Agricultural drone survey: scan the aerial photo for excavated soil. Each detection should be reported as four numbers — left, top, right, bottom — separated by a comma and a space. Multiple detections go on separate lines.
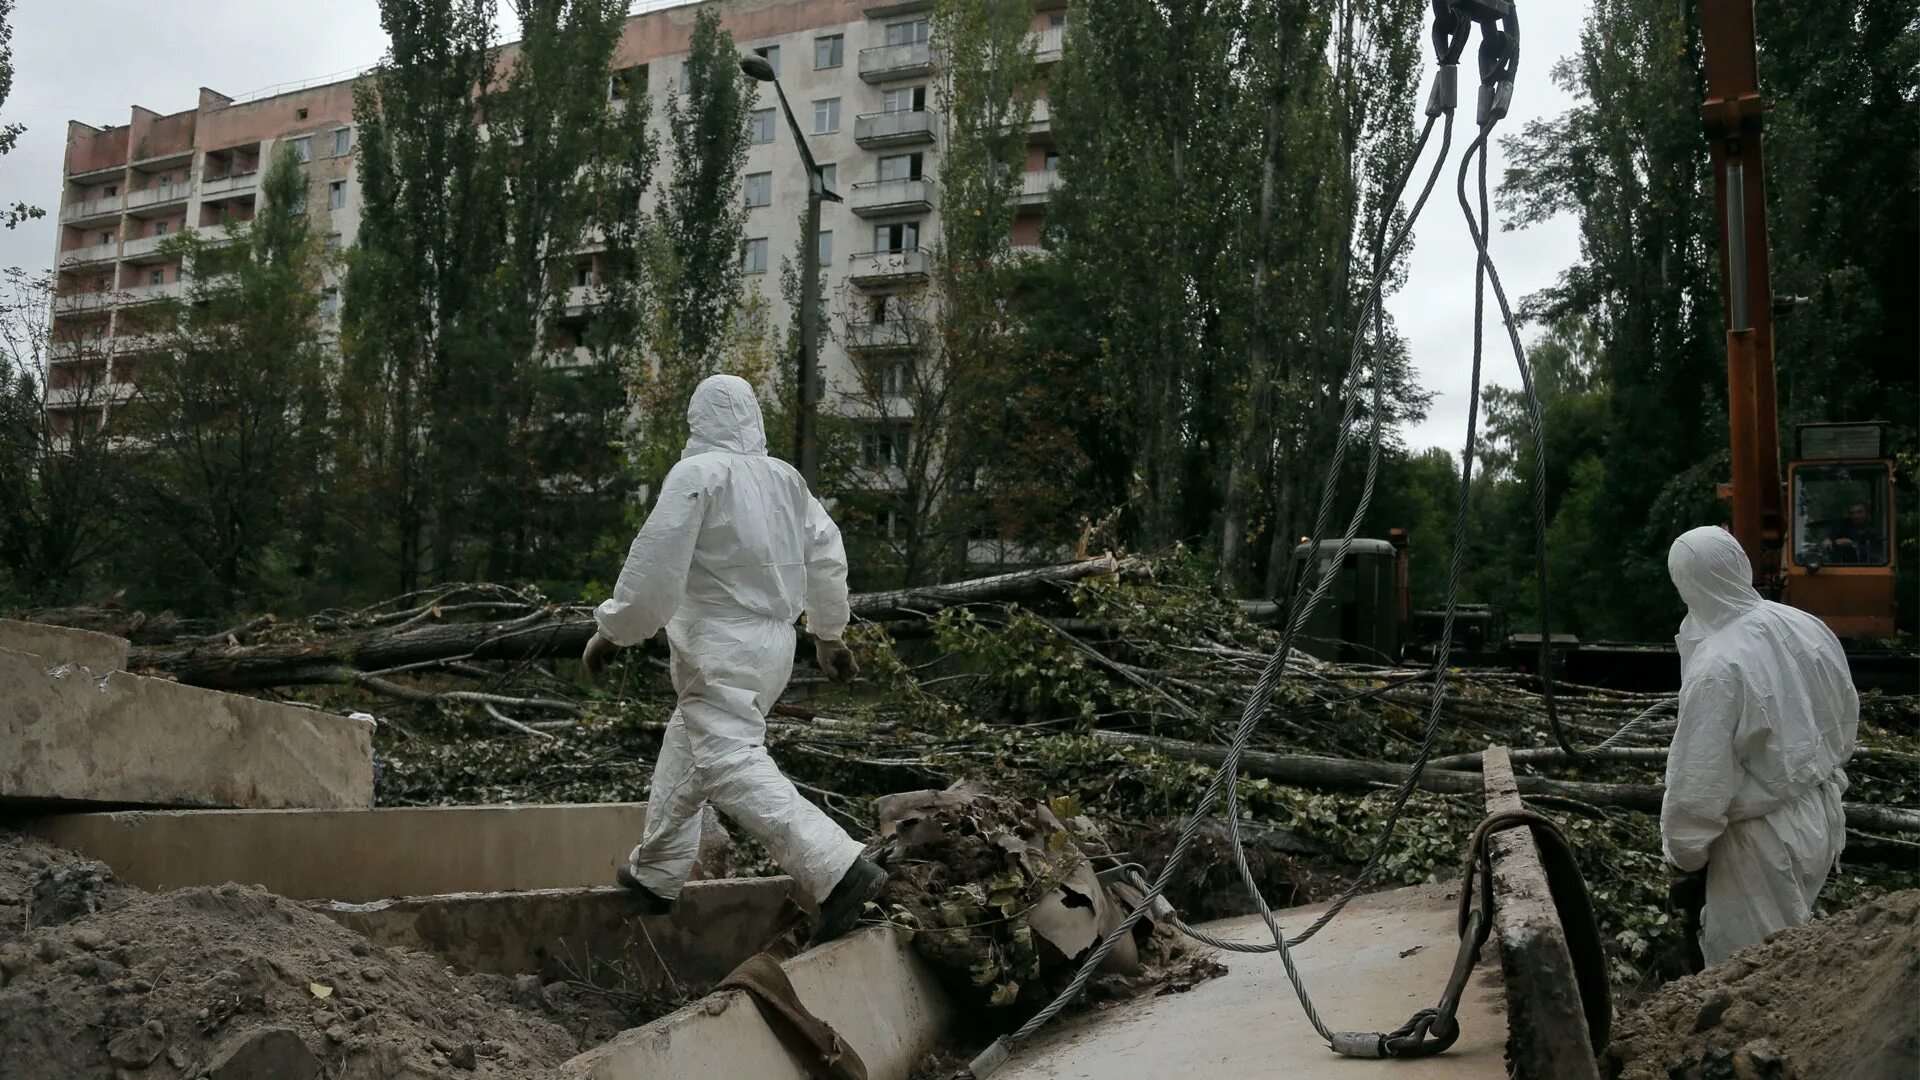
0, 829, 672, 1079
1604, 889, 1920, 1080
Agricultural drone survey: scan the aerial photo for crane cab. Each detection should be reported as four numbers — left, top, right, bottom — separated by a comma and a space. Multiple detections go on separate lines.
1782, 422, 1897, 639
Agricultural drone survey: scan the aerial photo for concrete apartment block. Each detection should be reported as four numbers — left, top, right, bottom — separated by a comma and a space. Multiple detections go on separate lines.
23, 803, 661, 901
559, 925, 954, 1080
47, 0, 1064, 513
0, 618, 129, 672
0, 646, 373, 810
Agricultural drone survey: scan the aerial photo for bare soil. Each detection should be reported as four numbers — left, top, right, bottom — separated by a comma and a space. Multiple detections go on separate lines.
1603, 888, 1920, 1080
0, 828, 670, 1079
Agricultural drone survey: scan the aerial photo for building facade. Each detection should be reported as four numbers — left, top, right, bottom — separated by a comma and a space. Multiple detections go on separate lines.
47, 0, 1062, 461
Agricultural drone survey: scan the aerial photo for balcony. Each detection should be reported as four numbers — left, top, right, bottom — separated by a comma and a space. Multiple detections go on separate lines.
118, 280, 187, 306
1029, 97, 1052, 136
125, 183, 190, 213
59, 195, 124, 225
1030, 26, 1064, 64
848, 247, 929, 287
57, 242, 118, 267
52, 290, 116, 314
44, 380, 137, 410
850, 177, 934, 218
864, 0, 931, 15
855, 109, 937, 149
1019, 169, 1060, 207
845, 318, 925, 354
199, 171, 258, 198
121, 233, 179, 262
859, 39, 934, 83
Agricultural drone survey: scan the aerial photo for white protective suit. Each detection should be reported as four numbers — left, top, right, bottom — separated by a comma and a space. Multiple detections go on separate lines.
595, 374, 864, 903
1663, 526, 1858, 965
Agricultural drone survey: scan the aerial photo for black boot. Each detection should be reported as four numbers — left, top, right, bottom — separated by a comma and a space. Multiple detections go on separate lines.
615, 863, 677, 916
811, 858, 887, 946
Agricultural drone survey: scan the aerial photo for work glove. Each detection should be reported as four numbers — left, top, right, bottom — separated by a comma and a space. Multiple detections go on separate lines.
1665, 863, 1707, 916
815, 637, 858, 684
582, 632, 621, 681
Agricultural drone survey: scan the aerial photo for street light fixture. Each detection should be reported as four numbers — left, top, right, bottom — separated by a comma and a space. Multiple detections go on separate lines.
740, 53, 841, 489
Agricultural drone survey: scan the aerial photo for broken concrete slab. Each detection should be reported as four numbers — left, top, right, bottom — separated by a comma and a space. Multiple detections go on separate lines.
559, 926, 953, 1080
0, 646, 372, 810
320, 876, 800, 989
1482, 746, 1602, 1080
22, 804, 660, 902
0, 619, 128, 673
994, 883, 1507, 1080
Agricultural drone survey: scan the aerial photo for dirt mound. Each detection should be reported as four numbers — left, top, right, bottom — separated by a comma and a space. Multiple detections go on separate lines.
0, 829, 656, 1079
1604, 889, 1920, 1080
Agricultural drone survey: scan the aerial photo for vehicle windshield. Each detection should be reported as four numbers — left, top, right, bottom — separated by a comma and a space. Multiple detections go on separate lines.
1792, 463, 1890, 567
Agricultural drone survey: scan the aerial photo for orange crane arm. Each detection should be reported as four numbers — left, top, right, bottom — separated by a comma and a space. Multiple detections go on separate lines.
1700, 0, 1785, 591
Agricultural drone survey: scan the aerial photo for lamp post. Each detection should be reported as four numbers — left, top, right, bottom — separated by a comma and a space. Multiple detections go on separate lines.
740, 53, 840, 488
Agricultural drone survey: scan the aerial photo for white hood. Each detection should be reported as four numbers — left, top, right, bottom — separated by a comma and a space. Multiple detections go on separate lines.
683, 374, 768, 458
1668, 526, 1762, 675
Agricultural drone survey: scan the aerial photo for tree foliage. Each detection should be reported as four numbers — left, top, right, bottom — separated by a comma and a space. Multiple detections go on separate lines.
0, 0, 41, 230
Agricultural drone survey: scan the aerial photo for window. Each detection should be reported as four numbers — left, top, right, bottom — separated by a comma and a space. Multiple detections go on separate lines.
882, 86, 926, 114
886, 19, 930, 46
680, 66, 692, 92
817, 229, 833, 267
815, 34, 844, 69
153, 221, 167, 236
289, 136, 312, 163
609, 67, 639, 101
148, 269, 165, 286
872, 293, 909, 323
878, 153, 923, 182
1793, 463, 1892, 567
812, 98, 840, 135
1044, 150, 1061, 172
862, 425, 910, 468
744, 172, 773, 208
882, 361, 909, 398
325, 233, 342, 252
575, 262, 596, 287
750, 108, 776, 144
754, 45, 780, 76
99, 232, 113, 246
296, 107, 309, 120
874, 221, 919, 252
1050, 12, 1066, 27
333, 128, 351, 156
817, 163, 837, 196
329, 181, 346, 209
104, 185, 117, 198
320, 290, 339, 317
741, 237, 769, 274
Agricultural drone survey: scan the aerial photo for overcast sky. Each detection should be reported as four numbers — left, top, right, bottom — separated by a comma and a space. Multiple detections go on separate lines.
1, 0, 1588, 456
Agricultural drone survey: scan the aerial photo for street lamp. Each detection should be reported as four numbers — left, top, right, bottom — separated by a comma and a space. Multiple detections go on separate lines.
740, 53, 841, 488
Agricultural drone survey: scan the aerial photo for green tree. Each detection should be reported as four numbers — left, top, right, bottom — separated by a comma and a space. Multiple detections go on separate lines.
129, 147, 333, 613
0, 0, 41, 229
0, 269, 123, 603
340, 0, 502, 591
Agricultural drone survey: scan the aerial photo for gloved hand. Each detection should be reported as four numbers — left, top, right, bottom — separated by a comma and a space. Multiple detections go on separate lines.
1665, 863, 1707, 915
582, 632, 621, 681
815, 637, 858, 683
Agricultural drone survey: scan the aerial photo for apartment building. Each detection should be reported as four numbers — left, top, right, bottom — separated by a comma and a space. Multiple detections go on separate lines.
47, 0, 1065, 461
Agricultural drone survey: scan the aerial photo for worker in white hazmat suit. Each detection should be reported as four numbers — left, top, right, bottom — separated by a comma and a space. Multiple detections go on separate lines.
1662, 526, 1857, 966
582, 374, 886, 945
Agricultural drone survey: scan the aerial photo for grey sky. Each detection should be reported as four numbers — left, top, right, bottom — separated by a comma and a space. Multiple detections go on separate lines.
1, 0, 1590, 457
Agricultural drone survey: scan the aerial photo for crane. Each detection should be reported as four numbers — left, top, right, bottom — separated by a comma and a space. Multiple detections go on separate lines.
1702, 0, 1899, 638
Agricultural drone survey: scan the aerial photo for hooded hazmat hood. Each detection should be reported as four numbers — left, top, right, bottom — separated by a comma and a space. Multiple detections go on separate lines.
683, 374, 768, 458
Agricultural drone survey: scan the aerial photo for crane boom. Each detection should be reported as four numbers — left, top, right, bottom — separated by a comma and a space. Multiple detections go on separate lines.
1700, 0, 1785, 591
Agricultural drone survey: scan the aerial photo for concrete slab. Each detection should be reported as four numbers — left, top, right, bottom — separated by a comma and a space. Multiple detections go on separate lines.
995, 883, 1508, 1080
21, 803, 657, 902
319, 876, 800, 989
559, 926, 954, 1080
1483, 747, 1603, 1080
0, 646, 372, 809
0, 618, 128, 672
